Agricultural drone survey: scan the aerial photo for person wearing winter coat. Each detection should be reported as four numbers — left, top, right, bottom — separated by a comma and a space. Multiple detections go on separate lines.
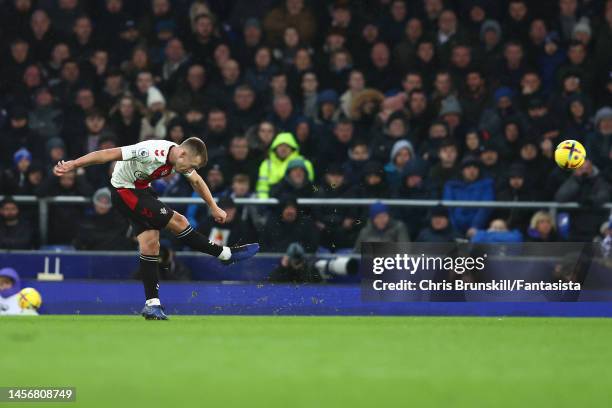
313, 164, 356, 250
392, 159, 433, 239
443, 156, 494, 235
384, 139, 419, 191
270, 159, 315, 199
256, 132, 314, 198
470, 219, 523, 243
260, 196, 319, 253
585, 107, 612, 179
554, 160, 611, 242
139, 86, 177, 140
353, 202, 409, 252
416, 206, 462, 242
525, 211, 560, 242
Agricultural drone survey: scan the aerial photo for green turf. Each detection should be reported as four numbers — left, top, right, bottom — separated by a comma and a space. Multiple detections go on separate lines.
1, 316, 611, 408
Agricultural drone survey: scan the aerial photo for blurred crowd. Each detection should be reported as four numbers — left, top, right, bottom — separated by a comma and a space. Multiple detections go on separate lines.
0, 0, 612, 253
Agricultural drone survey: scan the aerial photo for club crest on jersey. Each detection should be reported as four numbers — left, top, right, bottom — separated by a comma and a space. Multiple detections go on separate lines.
137, 148, 149, 158
160, 208, 168, 215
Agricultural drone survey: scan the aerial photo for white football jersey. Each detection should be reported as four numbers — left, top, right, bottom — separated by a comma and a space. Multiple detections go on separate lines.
111, 140, 193, 189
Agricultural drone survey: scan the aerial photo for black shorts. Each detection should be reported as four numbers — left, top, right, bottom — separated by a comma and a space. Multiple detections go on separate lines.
111, 187, 174, 236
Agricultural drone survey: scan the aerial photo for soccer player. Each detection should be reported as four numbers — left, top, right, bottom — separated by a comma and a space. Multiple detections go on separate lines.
53, 138, 259, 320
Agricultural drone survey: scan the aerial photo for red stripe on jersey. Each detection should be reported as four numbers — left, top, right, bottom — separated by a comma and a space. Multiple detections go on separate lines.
116, 188, 138, 210
134, 163, 173, 189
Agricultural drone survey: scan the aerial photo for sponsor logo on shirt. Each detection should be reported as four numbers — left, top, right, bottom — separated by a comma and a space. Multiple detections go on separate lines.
134, 170, 148, 180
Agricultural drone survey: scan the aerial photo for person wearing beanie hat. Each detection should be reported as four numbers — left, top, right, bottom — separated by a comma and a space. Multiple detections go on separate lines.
260, 194, 319, 253
314, 161, 356, 250
13, 147, 32, 169
439, 95, 463, 118
147, 86, 166, 109
494, 162, 535, 231
369, 201, 389, 220
371, 110, 410, 163
443, 154, 494, 235
572, 18, 591, 43
415, 205, 462, 242
269, 242, 322, 283
585, 107, 612, 172
140, 86, 177, 140
393, 158, 432, 238
480, 19, 502, 46
479, 138, 503, 180
353, 201, 409, 251
478, 86, 516, 137
92, 187, 113, 210
0, 267, 35, 315
74, 186, 135, 251
270, 158, 315, 199
438, 95, 463, 134
384, 139, 416, 190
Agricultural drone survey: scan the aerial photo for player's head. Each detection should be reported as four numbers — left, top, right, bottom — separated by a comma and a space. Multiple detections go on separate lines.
176, 137, 208, 173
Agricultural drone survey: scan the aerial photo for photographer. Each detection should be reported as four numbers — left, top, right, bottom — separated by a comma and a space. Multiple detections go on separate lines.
269, 243, 322, 283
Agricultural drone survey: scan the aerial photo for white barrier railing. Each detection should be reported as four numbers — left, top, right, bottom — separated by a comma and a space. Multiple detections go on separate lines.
1, 195, 609, 244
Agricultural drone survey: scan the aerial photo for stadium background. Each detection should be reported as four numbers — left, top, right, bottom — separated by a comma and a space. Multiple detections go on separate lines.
0, 0, 611, 256
1, 2, 612, 407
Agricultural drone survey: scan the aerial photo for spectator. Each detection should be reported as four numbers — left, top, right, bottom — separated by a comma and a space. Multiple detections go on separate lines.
555, 160, 611, 241
428, 138, 459, 196
494, 163, 536, 230
443, 156, 494, 235
263, 0, 317, 47
343, 139, 371, 186
354, 202, 409, 251
416, 206, 461, 242
393, 159, 433, 238
270, 159, 315, 199
261, 196, 319, 253
585, 107, 612, 178
0, 197, 35, 249
140, 86, 176, 140
470, 219, 523, 242
37, 170, 93, 244
526, 211, 559, 242
197, 197, 257, 247
74, 187, 133, 250
256, 132, 314, 198
384, 139, 417, 190
314, 164, 356, 250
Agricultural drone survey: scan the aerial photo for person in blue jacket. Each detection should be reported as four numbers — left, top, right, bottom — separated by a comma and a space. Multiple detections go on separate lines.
442, 156, 494, 236
470, 219, 523, 243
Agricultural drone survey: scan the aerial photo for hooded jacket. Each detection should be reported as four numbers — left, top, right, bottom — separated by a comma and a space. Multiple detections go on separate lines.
443, 176, 495, 233
256, 132, 314, 198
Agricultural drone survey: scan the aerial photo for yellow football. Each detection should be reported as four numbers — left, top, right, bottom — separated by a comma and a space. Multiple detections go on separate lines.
18, 287, 42, 310
554, 140, 586, 169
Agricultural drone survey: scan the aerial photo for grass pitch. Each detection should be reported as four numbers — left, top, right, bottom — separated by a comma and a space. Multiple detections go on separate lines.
2, 316, 611, 408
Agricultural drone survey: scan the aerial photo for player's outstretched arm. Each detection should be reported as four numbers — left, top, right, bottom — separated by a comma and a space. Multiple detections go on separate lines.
185, 171, 227, 223
53, 148, 123, 176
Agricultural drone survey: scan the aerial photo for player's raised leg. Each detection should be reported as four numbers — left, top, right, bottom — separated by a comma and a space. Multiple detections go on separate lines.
137, 230, 167, 320
166, 211, 259, 264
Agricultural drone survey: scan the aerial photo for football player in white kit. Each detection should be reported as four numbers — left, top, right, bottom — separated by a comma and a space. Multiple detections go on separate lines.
54, 137, 259, 320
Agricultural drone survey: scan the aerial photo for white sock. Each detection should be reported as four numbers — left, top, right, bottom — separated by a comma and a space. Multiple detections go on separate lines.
145, 298, 161, 306
218, 246, 231, 261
